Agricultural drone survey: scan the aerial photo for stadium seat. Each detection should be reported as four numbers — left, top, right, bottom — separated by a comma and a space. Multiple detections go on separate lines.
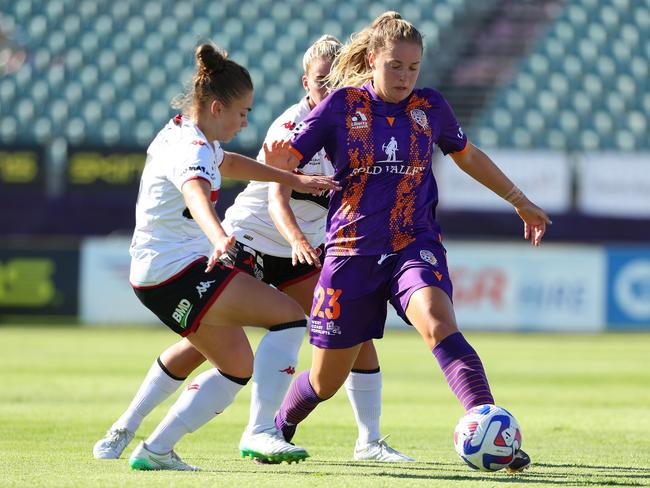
472, 0, 650, 149
34, 117, 53, 143
1, 0, 646, 152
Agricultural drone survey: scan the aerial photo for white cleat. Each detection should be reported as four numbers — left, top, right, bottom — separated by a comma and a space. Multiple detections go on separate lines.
239, 428, 309, 464
93, 428, 135, 459
353, 435, 415, 462
128, 442, 200, 471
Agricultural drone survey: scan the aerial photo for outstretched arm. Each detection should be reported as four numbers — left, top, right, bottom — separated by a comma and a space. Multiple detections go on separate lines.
219, 146, 338, 195
450, 143, 552, 246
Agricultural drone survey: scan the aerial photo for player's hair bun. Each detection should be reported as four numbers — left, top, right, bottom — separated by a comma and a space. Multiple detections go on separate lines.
195, 43, 228, 77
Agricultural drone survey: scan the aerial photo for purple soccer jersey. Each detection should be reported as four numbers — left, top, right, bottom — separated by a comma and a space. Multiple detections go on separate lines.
290, 81, 467, 257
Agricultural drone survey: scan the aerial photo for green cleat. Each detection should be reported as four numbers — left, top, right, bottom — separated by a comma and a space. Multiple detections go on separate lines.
239, 428, 309, 464
128, 442, 200, 471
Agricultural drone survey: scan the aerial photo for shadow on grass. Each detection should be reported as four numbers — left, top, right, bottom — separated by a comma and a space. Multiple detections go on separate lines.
535, 462, 650, 473
190, 459, 648, 487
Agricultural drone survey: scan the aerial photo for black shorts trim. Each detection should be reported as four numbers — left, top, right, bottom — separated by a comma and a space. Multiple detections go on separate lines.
223, 240, 324, 288
276, 266, 321, 290
184, 270, 240, 336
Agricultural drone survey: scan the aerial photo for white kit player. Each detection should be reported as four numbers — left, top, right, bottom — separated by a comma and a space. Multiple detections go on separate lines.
93, 42, 338, 471
93, 36, 412, 468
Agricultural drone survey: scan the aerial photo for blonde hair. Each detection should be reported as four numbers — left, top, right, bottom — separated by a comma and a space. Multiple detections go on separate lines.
302, 34, 343, 74
172, 42, 253, 117
328, 11, 422, 89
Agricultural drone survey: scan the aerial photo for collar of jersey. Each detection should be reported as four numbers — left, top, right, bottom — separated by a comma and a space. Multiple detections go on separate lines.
362, 81, 412, 115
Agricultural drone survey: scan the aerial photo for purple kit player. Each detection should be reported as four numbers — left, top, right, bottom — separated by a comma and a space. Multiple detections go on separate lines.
267, 12, 550, 472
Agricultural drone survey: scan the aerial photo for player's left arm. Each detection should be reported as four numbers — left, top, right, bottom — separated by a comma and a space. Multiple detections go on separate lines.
450, 143, 552, 246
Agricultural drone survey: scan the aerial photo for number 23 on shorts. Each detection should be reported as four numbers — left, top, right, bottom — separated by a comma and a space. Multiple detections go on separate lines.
312, 286, 342, 320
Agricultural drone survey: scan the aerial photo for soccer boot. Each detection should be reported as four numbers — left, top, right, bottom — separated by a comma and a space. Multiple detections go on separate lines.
353, 435, 415, 462
239, 427, 309, 464
506, 449, 531, 473
128, 442, 200, 471
93, 428, 135, 459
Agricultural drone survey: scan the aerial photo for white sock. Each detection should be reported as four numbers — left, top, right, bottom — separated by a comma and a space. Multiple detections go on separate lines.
247, 325, 305, 434
145, 368, 245, 454
345, 370, 382, 445
112, 358, 184, 433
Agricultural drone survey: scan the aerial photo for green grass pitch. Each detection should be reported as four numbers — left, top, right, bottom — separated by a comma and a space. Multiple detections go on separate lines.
1, 325, 649, 487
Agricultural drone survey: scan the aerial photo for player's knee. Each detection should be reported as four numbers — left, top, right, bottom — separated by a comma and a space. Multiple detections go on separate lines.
309, 371, 345, 399
161, 344, 206, 378
419, 319, 458, 348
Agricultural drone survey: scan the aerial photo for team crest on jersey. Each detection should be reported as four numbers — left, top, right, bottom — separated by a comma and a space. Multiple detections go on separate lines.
350, 111, 369, 129
410, 109, 428, 129
420, 249, 438, 266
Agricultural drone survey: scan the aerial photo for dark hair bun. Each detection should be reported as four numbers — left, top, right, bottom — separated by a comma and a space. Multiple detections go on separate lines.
195, 43, 228, 76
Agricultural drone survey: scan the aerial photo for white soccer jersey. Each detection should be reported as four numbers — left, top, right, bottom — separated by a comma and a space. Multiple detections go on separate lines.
222, 97, 333, 258
130, 114, 224, 286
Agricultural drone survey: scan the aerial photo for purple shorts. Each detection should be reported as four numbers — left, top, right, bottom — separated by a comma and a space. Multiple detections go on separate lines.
309, 239, 453, 349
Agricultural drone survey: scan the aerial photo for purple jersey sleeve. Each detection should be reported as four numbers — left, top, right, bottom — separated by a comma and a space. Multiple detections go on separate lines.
436, 96, 468, 155
290, 93, 338, 168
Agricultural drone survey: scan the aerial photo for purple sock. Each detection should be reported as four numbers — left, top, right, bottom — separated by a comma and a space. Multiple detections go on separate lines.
433, 332, 494, 410
275, 370, 322, 442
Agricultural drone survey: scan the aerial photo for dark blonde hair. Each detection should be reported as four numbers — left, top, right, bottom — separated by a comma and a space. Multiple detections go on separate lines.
302, 35, 343, 74
328, 11, 422, 89
173, 43, 253, 117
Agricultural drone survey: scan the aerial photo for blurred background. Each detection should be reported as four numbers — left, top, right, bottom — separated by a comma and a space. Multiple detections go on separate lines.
1, 0, 648, 331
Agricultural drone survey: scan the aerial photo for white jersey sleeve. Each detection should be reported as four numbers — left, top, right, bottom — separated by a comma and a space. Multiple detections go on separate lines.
129, 116, 224, 286
168, 140, 224, 192
222, 97, 333, 258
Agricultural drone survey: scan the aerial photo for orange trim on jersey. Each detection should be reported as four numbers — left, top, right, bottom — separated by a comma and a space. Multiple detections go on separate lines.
386, 116, 395, 126
453, 140, 471, 156
289, 145, 304, 163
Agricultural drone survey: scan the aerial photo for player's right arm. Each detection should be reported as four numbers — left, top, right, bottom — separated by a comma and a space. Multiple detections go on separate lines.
268, 181, 321, 267
181, 178, 235, 271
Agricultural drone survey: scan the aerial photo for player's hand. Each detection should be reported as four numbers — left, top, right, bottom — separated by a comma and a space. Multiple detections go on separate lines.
263, 140, 300, 171
290, 173, 340, 196
291, 238, 321, 268
515, 202, 552, 246
206, 234, 236, 272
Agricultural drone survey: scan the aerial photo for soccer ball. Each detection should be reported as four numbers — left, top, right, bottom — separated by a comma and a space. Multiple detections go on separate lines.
453, 404, 522, 472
